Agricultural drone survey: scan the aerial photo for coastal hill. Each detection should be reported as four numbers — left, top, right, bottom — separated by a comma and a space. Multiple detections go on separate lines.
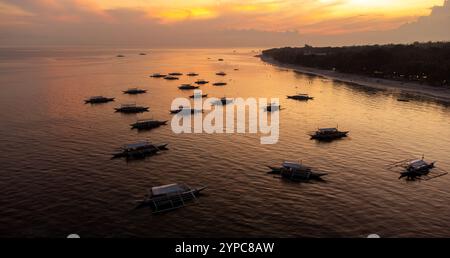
262, 42, 450, 87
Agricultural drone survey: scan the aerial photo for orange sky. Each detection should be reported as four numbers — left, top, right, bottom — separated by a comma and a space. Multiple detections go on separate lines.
0, 0, 444, 33
0, 0, 447, 46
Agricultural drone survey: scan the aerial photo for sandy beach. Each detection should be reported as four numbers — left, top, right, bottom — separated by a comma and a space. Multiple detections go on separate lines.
261, 55, 450, 104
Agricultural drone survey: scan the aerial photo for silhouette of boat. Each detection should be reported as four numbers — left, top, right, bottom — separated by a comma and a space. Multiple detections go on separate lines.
117, 54, 125, 58
131, 119, 168, 130
187, 72, 199, 76
178, 84, 200, 90
212, 97, 233, 106
123, 88, 147, 95
268, 161, 328, 182
84, 96, 115, 104
265, 103, 281, 112
150, 73, 167, 78
287, 94, 314, 101
115, 104, 149, 114
136, 183, 207, 213
213, 82, 227, 86
189, 93, 208, 99
310, 128, 349, 141
164, 76, 179, 80
169, 72, 183, 76
112, 141, 168, 159
170, 106, 203, 114
139, 53, 147, 56
216, 71, 227, 76
387, 156, 448, 181
195, 79, 209, 85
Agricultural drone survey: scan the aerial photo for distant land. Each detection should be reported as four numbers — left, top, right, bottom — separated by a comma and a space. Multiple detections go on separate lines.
262, 42, 450, 103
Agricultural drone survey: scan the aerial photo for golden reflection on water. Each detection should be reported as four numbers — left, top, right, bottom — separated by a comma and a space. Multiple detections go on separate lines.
0, 48, 450, 237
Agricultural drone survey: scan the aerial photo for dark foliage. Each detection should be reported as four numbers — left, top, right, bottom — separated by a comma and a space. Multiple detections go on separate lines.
262, 42, 450, 87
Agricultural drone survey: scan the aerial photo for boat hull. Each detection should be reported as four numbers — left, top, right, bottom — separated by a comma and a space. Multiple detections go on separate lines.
131, 121, 168, 130
288, 96, 314, 101
268, 166, 327, 181
123, 91, 146, 95
85, 98, 115, 104
310, 132, 349, 141
112, 144, 168, 160
115, 107, 149, 114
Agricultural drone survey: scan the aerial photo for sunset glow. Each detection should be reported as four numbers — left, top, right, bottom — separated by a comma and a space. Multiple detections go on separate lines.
0, 0, 443, 29
0, 0, 447, 46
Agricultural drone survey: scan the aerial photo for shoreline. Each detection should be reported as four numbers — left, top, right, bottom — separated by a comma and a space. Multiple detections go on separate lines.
261, 55, 450, 104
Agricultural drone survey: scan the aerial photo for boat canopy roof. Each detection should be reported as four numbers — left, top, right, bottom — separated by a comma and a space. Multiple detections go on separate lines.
151, 183, 189, 196
121, 104, 137, 107
136, 119, 156, 123
318, 128, 338, 132
283, 161, 310, 170
409, 159, 428, 169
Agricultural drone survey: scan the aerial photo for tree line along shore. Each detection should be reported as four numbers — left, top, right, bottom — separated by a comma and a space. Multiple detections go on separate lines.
262, 42, 450, 88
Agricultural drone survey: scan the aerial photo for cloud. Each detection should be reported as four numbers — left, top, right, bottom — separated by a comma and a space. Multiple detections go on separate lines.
0, 2, 301, 47
299, 0, 450, 46
0, 0, 448, 47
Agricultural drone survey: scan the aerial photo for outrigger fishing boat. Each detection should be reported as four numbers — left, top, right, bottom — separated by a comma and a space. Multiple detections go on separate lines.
115, 104, 149, 114
212, 97, 233, 106
195, 79, 209, 85
135, 183, 207, 213
112, 141, 168, 160
130, 119, 168, 130
164, 76, 179, 80
265, 103, 281, 112
310, 127, 349, 141
387, 156, 448, 181
216, 71, 227, 76
169, 72, 183, 76
268, 161, 327, 182
178, 84, 200, 90
213, 82, 227, 86
187, 72, 199, 76
170, 106, 203, 114
287, 94, 314, 101
189, 93, 208, 99
123, 88, 147, 95
150, 73, 167, 78
84, 96, 115, 104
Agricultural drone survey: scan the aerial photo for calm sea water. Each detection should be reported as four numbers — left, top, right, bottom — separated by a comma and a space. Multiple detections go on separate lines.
0, 48, 450, 238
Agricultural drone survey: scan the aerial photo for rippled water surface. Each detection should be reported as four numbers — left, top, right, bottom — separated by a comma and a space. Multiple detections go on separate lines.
1, 48, 450, 238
